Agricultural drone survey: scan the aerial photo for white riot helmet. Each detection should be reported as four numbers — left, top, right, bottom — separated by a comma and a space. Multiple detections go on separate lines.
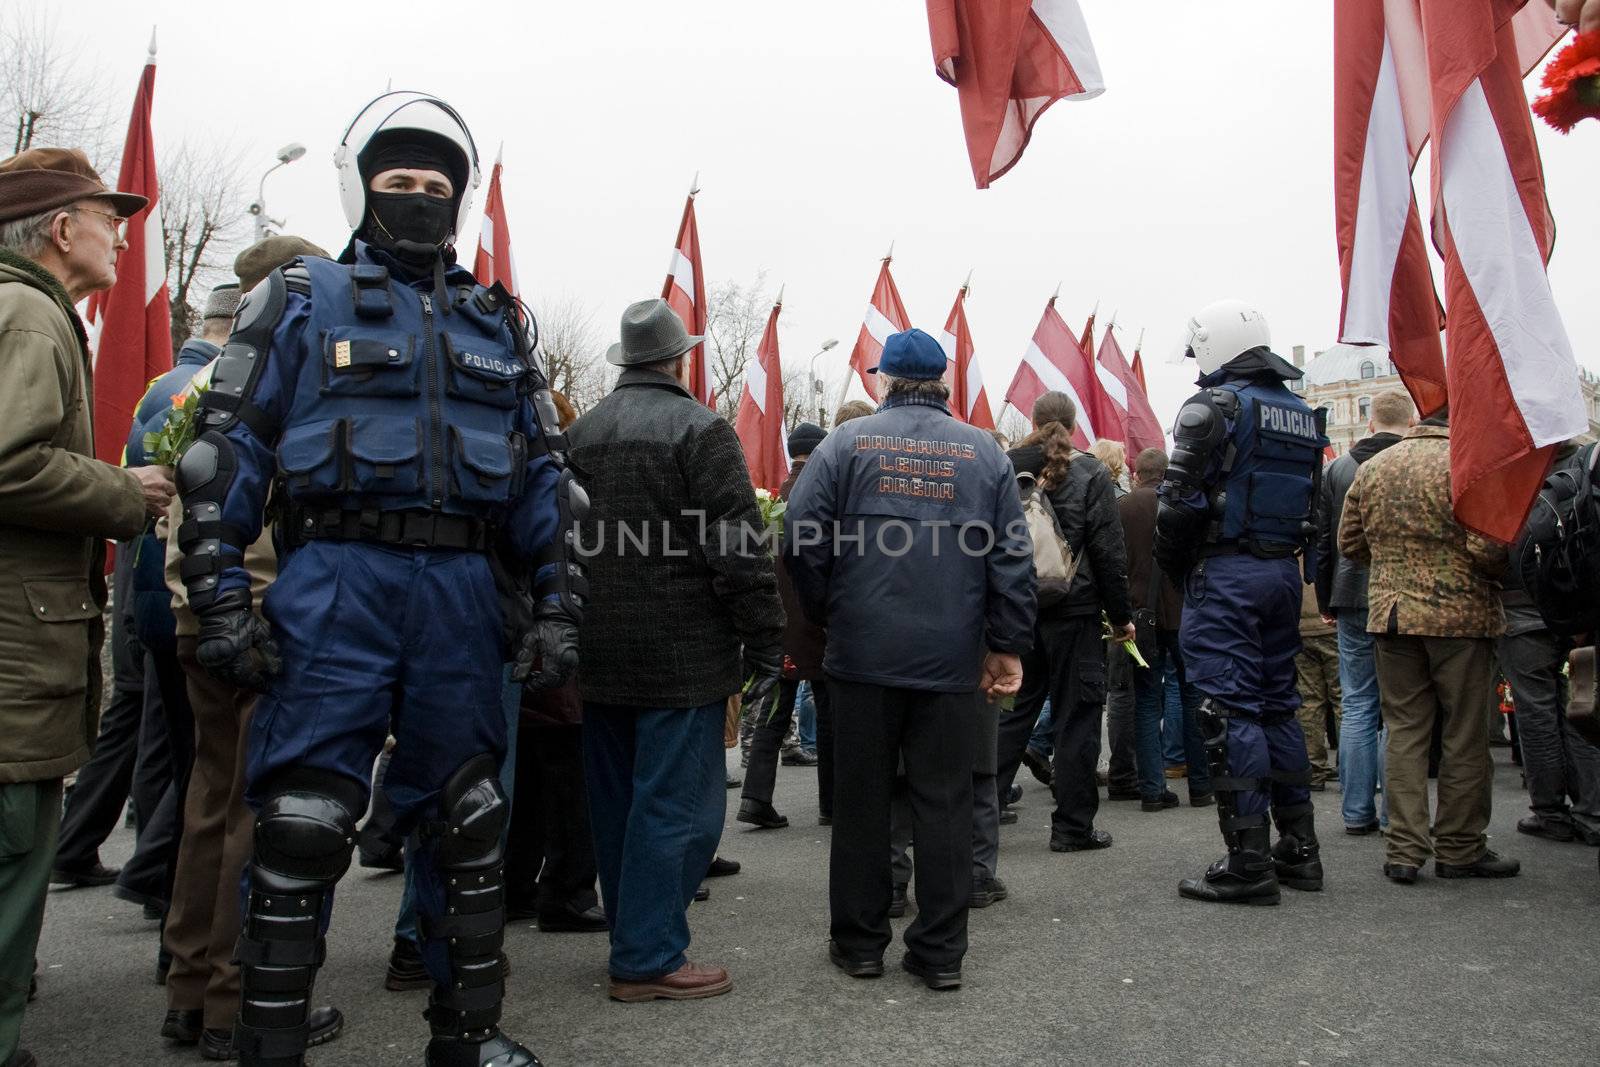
1183, 299, 1271, 376
333, 91, 481, 240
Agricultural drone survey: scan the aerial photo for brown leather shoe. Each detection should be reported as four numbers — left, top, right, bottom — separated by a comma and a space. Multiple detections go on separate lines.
608, 961, 732, 1003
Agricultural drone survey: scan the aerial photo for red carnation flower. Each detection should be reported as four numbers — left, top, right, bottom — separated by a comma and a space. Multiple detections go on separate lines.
1533, 31, 1600, 134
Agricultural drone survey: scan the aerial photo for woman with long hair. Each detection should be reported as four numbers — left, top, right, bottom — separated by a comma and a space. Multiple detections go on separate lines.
997, 392, 1136, 851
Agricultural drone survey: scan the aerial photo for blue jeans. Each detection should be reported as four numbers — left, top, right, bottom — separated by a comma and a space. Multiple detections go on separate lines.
1027, 698, 1054, 757
1336, 608, 1388, 828
1134, 631, 1212, 799
797, 680, 817, 751
1162, 664, 1186, 766
395, 667, 521, 946
583, 700, 726, 981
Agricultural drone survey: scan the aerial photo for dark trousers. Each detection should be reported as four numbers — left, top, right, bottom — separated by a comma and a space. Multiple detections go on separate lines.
1105, 650, 1137, 794
1500, 627, 1600, 837
741, 678, 798, 807
115, 643, 196, 908
813, 682, 836, 819
162, 637, 255, 1030
997, 616, 1107, 842
52, 682, 142, 872
506, 723, 599, 915
828, 678, 978, 969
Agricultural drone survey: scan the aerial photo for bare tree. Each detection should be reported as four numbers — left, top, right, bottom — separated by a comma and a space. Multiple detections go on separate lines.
997, 405, 1032, 448
160, 139, 250, 355
531, 292, 607, 413
781, 366, 812, 431
0, 9, 114, 162
704, 272, 776, 423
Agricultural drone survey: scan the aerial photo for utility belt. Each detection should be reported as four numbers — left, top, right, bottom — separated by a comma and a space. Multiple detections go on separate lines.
1201, 538, 1300, 561
285, 504, 495, 552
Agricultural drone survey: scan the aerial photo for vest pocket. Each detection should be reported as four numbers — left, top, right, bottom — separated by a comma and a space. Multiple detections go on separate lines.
450, 426, 516, 504
442, 333, 525, 410
321, 327, 419, 398
347, 416, 424, 496
278, 420, 345, 494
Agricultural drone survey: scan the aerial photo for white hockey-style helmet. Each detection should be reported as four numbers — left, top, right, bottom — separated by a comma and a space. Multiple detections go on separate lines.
333, 91, 481, 239
1183, 299, 1271, 376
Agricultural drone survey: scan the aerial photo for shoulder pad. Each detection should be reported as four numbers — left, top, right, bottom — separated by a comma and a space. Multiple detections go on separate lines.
282, 263, 311, 296
1206, 387, 1240, 419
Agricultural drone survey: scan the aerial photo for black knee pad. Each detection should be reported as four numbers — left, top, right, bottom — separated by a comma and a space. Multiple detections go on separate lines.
437, 753, 508, 870
254, 770, 363, 885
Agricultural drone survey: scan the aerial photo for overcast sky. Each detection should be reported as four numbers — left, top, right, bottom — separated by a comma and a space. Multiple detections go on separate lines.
52, 0, 1600, 429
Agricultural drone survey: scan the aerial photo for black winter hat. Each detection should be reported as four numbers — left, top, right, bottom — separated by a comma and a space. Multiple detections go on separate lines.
787, 422, 826, 458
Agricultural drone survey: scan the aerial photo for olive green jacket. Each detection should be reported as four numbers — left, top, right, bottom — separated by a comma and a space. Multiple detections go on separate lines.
1338, 423, 1507, 639
0, 249, 147, 783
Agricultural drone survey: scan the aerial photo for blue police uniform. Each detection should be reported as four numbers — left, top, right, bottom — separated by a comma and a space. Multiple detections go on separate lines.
1156, 347, 1328, 904
176, 242, 571, 1064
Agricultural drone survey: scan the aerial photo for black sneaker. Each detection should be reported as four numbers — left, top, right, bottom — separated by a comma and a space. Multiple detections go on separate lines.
1383, 862, 1420, 884
1050, 829, 1113, 852
901, 952, 961, 991
49, 861, 120, 888
385, 938, 431, 991
694, 883, 710, 902
828, 940, 884, 978
998, 807, 1018, 825
160, 1008, 202, 1044
1345, 820, 1382, 836
1436, 850, 1521, 879
707, 856, 741, 877
1189, 792, 1217, 808
781, 748, 819, 767
968, 876, 1009, 908
888, 883, 909, 918
736, 799, 789, 829
1021, 747, 1053, 786
1005, 783, 1023, 806
1141, 791, 1180, 813
1516, 814, 1576, 842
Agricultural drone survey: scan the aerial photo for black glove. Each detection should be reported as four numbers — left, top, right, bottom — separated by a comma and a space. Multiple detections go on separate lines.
195, 588, 281, 693
740, 645, 784, 712
523, 601, 580, 691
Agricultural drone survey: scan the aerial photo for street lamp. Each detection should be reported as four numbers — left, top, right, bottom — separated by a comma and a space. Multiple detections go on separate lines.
248, 142, 307, 241
809, 339, 840, 428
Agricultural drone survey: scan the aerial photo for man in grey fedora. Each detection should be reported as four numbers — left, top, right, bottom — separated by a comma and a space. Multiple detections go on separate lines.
566, 298, 783, 1003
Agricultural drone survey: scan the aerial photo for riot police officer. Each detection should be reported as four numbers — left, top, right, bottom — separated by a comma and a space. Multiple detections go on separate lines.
176, 93, 584, 1066
1154, 300, 1328, 906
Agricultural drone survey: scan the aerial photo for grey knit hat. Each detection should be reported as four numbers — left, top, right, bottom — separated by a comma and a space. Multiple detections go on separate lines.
201, 282, 241, 323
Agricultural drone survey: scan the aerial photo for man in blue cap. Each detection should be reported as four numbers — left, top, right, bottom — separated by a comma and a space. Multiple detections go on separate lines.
784, 328, 1034, 991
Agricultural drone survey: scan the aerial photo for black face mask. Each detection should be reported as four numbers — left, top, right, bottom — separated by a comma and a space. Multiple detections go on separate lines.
363, 191, 455, 264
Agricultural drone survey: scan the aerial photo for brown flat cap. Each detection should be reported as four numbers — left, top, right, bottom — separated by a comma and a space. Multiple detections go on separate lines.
0, 147, 148, 225
234, 234, 332, 292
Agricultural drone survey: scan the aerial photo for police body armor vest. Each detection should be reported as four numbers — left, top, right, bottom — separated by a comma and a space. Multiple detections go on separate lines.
275, 256, 529, 520
1209, 379, 1323, 551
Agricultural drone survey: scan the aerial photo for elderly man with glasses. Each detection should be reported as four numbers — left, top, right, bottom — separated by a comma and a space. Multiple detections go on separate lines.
0, 146, 177, 1067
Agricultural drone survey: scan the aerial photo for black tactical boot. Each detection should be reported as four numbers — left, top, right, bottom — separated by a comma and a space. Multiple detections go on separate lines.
425, 1030, 541, 1067
1178, 826, 1280, 905
1271, 803, 1324, 891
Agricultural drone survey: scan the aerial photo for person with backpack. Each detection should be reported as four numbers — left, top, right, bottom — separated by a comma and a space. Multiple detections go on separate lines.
1506, 441, 1600, 846
995, 391, 1134, 853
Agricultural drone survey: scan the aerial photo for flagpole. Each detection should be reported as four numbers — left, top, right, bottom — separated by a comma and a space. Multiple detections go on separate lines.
689, 171, 700, 198
883, 240, 894, 264
1048, 282, 1061, 309
961, 268, 973, 297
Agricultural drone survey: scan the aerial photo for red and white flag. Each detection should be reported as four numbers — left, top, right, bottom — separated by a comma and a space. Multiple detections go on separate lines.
939, 282, 994, 429
847, 254, 912, 397
926, 0, 1106, 188
86, 41, 170, 467
1423, 0, 1580, 541
1002, 294, 1096, 449
735, 296, 788, 493
1130, 331, 1148, 394
471, 147, 519, 297
1097, 327, 1165, 457
662, 188, 713, 408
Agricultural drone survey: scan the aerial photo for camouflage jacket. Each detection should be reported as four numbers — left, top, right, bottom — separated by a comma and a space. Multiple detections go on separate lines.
1337, 424, 1506, 638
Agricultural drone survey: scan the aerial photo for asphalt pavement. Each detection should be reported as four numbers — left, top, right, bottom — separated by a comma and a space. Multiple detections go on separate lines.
26, 745, 1600, 1067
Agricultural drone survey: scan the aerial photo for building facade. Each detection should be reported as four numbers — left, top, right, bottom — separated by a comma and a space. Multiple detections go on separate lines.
1289, 343, 1600, 456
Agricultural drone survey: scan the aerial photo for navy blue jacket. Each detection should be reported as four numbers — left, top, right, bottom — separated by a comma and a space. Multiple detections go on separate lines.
783, 394, 1035, 693
124, 337, 219, 645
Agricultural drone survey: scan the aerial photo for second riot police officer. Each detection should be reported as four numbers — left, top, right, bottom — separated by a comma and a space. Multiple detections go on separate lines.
176, 93, 585, 1066
1154, 300, 1329, 906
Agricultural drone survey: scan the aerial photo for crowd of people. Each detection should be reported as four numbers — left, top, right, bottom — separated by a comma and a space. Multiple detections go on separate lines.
1, 84, 1597, 1067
